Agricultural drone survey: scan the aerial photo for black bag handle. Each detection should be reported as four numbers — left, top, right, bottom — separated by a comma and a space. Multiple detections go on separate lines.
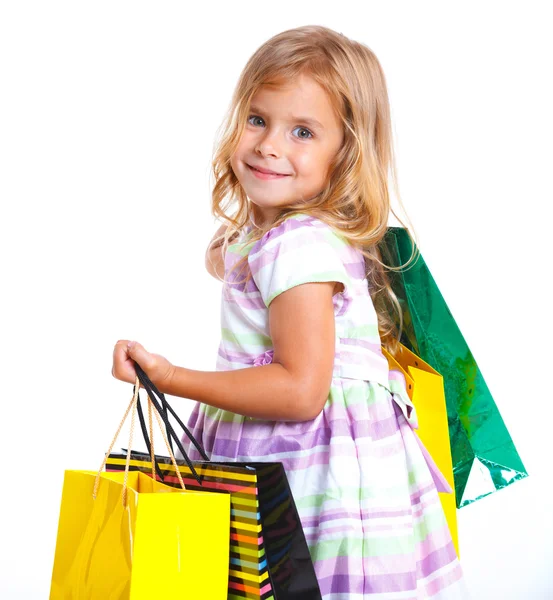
133, 362, 209, 461
132, 362, 209, 484
134, 393, 165, 482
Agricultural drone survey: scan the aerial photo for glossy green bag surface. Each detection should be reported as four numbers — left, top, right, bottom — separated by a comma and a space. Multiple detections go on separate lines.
379, 227, 528, 507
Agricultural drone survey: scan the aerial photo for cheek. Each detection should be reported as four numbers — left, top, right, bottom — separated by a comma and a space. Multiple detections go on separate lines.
293, 148, 328, 182
230, 153, 239, 177
231, 137, 251, 174
231, 133, 250, 166
291, 148, 315, 176
236, 129, 258, 154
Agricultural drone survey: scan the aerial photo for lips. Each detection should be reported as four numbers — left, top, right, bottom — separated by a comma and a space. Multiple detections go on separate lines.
247, 163, 291, 179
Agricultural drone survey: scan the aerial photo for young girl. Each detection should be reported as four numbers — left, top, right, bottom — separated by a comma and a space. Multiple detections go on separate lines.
113, 25, 467, 599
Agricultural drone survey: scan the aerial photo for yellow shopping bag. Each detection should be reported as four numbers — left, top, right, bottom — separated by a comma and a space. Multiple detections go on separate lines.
383, 343, 459, 557
50, 381, 231, 599
50, 470, 230, 599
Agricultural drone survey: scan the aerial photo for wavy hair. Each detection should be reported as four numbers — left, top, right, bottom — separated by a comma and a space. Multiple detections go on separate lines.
210, 25, 419, 354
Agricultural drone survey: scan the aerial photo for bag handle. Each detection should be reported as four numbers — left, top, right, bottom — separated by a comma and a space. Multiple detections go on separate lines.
93, 379, 187, 506
135, 392, 164, 481
131, 363, 209, 486
133, 362, 209, 462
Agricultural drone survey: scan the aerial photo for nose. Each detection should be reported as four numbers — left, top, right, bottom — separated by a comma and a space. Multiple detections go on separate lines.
255, 129, 281, 158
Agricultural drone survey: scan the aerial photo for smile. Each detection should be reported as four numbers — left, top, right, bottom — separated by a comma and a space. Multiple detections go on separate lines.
247, 164, 291, 180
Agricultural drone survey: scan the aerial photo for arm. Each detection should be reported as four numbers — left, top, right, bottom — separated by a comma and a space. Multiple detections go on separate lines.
205, 223, 238, 279
115, 281, 337, 421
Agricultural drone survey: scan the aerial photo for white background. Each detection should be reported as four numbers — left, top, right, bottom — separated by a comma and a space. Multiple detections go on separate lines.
1, 1, 552, 598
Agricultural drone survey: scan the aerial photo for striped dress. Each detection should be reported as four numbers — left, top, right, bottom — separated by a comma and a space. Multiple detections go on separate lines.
184, 213, 467, 599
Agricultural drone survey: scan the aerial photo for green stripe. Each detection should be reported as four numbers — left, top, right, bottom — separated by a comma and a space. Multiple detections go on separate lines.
230, 545, 265, 559
228, 239, 256, 256
230, 558, 263, 571
314, 511, 447, 560
221, 328, 272, 347
325, 230, 349, 250
266, 271, 349, 305
233, 508, 260, 520
294, 478, 438, 506
326, 381, 379, 407
343, 324, 380, 338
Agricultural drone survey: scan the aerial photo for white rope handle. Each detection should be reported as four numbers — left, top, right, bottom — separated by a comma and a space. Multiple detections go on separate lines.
93, 375, 187, 506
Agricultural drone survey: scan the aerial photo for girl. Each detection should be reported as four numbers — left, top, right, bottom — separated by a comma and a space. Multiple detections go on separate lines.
112, 25, 467, 599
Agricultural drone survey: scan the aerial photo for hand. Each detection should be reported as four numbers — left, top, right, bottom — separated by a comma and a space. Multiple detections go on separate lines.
112, 340, 175, 390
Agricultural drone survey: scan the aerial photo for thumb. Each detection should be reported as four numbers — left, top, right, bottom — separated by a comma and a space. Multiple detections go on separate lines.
127, 341, 156, 372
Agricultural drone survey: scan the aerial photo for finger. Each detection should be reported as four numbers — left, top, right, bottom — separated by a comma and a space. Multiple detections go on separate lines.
113, 340, 130, 359
112, 341, 136, 383
113, 340, 131, 363
127, 341, 156, 371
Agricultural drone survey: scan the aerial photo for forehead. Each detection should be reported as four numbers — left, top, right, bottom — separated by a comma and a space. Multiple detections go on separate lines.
250, 75, 340, 126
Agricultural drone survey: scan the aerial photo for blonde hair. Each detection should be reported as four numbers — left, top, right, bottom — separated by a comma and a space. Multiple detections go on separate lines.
210, 25, 419, 354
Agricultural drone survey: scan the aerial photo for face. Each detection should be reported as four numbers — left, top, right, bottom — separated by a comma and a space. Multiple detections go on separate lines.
230, 74, 344, 225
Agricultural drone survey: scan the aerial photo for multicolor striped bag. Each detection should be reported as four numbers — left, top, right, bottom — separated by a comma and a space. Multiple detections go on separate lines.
106, 364, 322, 600
106, 453, 321, 600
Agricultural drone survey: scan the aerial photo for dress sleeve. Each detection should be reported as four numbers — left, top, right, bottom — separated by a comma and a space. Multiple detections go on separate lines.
248, 217, 351, 307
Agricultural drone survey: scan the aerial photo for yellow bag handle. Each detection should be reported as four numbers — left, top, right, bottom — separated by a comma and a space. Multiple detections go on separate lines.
381, 346, 415, 400
381, 344, 441, 400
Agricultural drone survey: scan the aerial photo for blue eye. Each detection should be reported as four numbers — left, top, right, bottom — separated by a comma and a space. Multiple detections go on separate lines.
292, 126, 313, 139
248, 115, 265, 127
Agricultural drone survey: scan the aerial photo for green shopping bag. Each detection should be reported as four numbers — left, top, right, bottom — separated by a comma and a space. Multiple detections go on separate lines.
378, 227, 528, 507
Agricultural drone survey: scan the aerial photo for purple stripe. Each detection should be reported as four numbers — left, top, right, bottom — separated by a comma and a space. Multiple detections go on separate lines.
341, 241, 364, 260
333, 290, 351, 318
427, 563, 463, 595
313, 547, 457, 582
264, 448, 333, 471
340, 337, 383, 352
411, 492, 441, 518
196, 402, 401, 446
409, 481, 437, 505
218, 347, 257, 365
416, 522, 452, 553
248, 235, 289, 276
418, 539, 458, 579
307, 497, 439, 529
389, 369, 407, 385
185, 429, 414, 470
338, 349, 388, 367
223, 258, 258, 293
195, 422, 335, 458
185, 398, 414, 460
302, 511, 414, 537
249, 218, 342, 277
303, 506, 413, 526
250, 216, 317, 255
315, 554, 414, 580
344, 260, 366, 279
317, 572, 417, 595
223, 287, 266, 310
352, 412, 400, 442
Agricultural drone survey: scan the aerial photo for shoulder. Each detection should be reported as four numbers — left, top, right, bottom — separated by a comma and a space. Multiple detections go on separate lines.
248, 214, 359, 307
249, 213, 346, 260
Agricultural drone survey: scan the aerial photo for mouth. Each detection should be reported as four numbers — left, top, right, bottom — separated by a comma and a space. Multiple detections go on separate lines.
246, 163, 291, 180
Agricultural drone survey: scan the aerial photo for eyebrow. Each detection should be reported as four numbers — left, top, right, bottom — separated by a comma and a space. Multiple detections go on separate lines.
249, 105, 325, 131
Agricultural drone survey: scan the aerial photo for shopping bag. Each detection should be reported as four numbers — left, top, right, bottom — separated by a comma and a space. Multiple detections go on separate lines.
50, 470, 230, 599
106, 363, 323, 600
383, 343, 459, 557
106, 454, 320, 600
50, 383, 231, 599
378, 227, 528, 507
